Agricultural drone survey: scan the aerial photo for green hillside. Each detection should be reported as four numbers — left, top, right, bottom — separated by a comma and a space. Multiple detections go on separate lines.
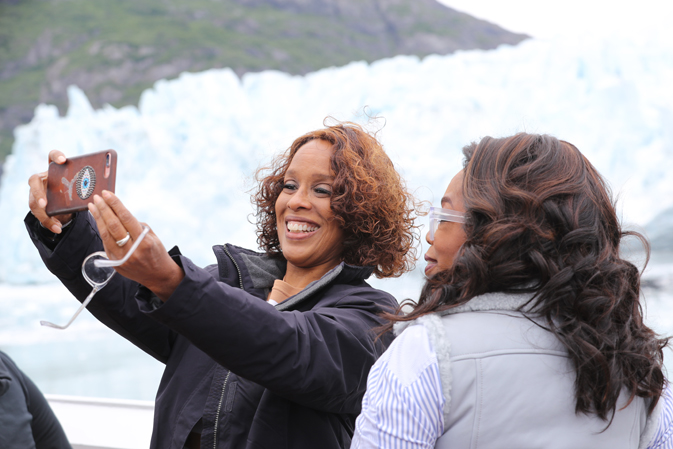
0, 0, 527, 161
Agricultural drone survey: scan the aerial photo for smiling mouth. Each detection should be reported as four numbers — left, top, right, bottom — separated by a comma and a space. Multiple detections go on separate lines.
287, 221, 319, 234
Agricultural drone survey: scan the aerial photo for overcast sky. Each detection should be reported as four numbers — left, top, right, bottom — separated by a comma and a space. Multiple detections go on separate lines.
437, 0, 672, 40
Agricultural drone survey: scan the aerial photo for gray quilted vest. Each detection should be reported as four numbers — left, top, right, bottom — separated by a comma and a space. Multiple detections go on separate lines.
395, 292, 661, 449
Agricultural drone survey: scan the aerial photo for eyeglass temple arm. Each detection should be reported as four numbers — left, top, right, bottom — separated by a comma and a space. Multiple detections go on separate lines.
40, 285, 100, 330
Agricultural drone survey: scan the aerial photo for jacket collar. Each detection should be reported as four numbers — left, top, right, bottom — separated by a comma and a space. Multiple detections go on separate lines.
216, 244, 374, 311
275, 261, 374, 312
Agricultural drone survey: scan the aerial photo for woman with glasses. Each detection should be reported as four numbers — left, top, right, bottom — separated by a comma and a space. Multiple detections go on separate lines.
25, 122, 418, 449
351, 133, 672, 448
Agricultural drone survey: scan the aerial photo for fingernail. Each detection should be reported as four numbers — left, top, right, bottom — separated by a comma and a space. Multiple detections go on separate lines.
93, 194, 102, 204
57, 156, 66, 163
102, 190, 112, 199
51, 225, 61, 234
38, 198, 46, 208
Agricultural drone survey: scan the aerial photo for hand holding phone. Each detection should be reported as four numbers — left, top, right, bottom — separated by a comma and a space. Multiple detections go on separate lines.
45, 150, 117, 216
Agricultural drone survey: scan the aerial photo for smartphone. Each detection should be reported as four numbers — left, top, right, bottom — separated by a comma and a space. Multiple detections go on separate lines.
46, 150, 117, 216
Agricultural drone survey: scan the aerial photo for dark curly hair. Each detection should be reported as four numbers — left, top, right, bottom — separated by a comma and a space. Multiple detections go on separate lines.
253, 120, 418, 278
383, 133, 668, 420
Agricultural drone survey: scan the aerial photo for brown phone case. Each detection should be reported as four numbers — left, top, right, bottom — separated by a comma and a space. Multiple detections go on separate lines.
46, 150, 117, 216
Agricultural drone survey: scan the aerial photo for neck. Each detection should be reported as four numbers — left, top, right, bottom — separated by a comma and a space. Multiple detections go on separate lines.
283, 260, 341, 290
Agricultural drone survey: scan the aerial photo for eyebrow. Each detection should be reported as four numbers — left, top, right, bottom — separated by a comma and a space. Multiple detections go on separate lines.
285, 169, 334, 181
441, 196, 454, 208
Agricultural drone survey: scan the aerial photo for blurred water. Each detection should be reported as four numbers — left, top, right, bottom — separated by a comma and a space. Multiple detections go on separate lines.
0, 253, 671, 400
0, 268, 424, 400
0, 283, 164, 400
641, 252, 673, 368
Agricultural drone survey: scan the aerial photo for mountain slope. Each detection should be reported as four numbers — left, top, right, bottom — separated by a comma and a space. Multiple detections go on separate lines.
0, 0, 527, 161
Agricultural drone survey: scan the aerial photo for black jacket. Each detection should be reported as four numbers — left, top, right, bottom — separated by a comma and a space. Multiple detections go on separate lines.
26, 211, 397, 449
0, 351, 71, 449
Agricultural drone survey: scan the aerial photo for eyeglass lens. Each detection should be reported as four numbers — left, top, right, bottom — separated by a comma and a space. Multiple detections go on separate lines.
428, 208, 465, 242
83, 253, 117, 287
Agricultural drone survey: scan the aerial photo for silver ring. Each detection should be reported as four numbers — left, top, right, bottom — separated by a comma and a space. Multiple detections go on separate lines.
115, 232, 131, 247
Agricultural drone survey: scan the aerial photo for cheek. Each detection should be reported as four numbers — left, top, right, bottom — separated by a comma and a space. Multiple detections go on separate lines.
275, 193, 290, 221
274, 196, 286, 240
436, 232, 466, 267
329, 223, 344, 243
322, 216, 344, 247
274, 195, 285, 216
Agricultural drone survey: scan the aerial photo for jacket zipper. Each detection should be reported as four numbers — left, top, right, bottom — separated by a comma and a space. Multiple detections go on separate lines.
222, 245, 244, 289
212, 246, 239, 448
213, 370, 231, 449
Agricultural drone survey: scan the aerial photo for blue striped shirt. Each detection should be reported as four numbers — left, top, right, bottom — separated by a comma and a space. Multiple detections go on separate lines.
352, 324, 673, 449
650, 386, 673, 449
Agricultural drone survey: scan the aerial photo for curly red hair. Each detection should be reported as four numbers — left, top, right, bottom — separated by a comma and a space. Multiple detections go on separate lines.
254, 121, 418, 278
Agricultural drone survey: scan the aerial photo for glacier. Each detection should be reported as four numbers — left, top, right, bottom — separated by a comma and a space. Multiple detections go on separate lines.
2, 35, 673, 286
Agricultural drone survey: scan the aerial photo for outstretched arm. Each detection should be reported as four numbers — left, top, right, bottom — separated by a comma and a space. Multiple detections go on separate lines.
137, 253, 397, 414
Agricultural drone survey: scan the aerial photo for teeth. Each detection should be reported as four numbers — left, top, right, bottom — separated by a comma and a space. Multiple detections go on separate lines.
287, 221, 319, 233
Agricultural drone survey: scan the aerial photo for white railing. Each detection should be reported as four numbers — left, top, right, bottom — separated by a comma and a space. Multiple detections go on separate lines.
46, 394, 154, 449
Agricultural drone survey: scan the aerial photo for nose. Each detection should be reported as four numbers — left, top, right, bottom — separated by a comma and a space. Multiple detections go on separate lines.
425, 228, 433, 245
287, 187, 312, 211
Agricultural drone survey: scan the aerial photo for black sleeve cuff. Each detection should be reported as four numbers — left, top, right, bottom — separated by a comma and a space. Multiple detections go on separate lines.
28, 212, 77, 251
136, 246, 183, 311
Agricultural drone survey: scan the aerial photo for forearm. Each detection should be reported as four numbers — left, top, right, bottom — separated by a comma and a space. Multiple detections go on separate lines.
139, 255, 392, 412
24, 211, 175, 363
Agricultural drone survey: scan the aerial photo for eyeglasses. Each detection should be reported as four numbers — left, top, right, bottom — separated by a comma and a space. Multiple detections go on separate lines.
40, 226, 150, 330
428, 206, 465, 241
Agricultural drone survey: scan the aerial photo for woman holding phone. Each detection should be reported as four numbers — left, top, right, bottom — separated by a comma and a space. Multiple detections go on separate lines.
352, 133, 671, 448
26, 121, 418, 449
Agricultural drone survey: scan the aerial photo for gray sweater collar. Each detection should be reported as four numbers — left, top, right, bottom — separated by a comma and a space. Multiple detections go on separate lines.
394, 291, 537, 337
439, 291, 537, 316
